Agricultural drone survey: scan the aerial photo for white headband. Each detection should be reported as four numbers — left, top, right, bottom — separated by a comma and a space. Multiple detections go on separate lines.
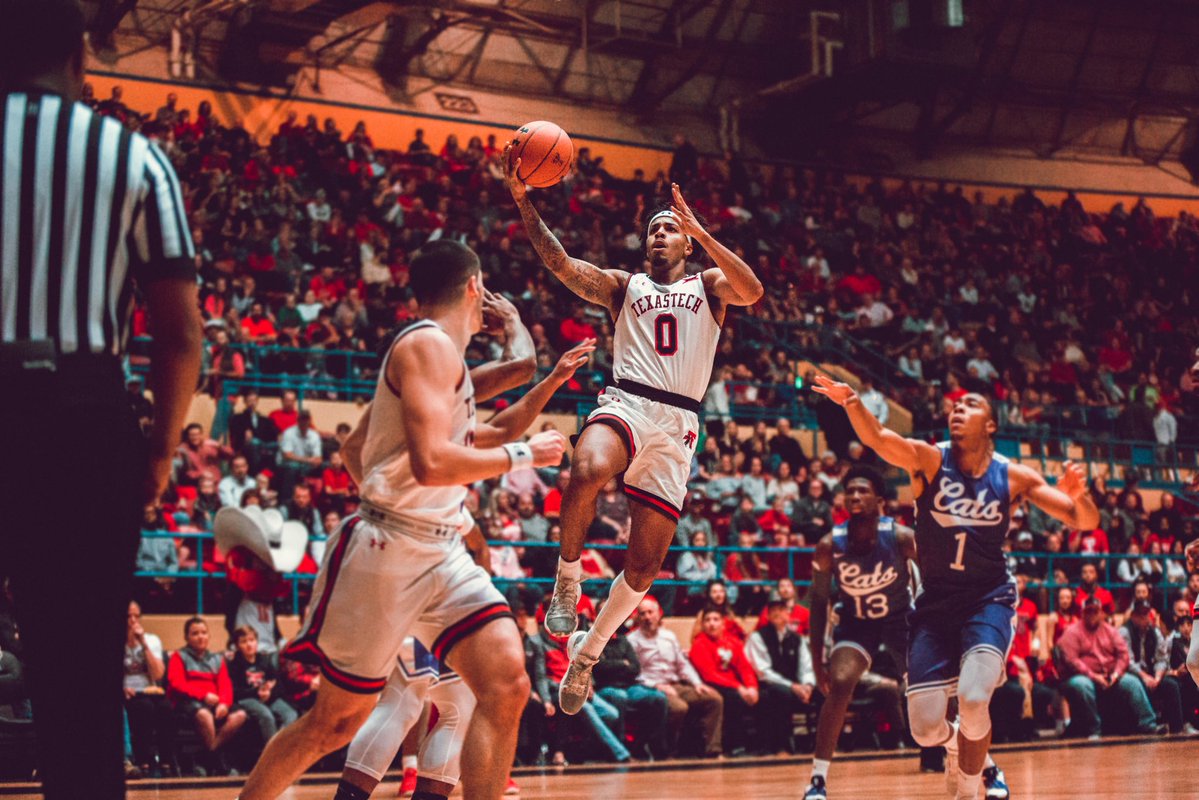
647, 210, 692, 243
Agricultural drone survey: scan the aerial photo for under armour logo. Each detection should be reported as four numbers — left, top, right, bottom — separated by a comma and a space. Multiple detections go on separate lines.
370, 538, 387, 551
683, 430, 697, 448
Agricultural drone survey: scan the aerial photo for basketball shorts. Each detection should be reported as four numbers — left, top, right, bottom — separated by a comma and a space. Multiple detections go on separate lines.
580, 386, 698, 522
831, 614, 910, 679
906, 581, 1017, 696
282, 511, 512, 694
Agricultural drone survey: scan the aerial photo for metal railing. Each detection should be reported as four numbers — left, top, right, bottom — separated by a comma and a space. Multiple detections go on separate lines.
134, 531, 1189, 615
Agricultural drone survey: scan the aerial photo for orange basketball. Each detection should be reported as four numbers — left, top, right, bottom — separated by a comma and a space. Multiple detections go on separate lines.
509, 121, 574, 188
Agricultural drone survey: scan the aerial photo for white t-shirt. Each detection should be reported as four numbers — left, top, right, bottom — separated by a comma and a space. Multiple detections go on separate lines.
123, 633, 164, 692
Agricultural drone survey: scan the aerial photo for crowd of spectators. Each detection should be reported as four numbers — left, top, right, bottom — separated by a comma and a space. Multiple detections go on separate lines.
83, 84, 1199, 454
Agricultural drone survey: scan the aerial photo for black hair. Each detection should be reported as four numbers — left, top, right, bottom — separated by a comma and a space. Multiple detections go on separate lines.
700, 603, 726, 619
843, 465, 886, 499
0, 0, 85, 89
408, 240, 480, 308
642, 202, 708, 255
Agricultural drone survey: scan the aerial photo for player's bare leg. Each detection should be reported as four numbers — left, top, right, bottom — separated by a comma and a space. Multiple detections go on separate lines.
808, 646, 870, 795
445, 617, 529, 800
545, 424, 628, 637
559, 501, 676, 714
239, 680, 379, 800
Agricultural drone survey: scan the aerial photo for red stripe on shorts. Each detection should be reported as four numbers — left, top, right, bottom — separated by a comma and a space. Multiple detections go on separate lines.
431, 603, 515, 662
624, 484, 681, 522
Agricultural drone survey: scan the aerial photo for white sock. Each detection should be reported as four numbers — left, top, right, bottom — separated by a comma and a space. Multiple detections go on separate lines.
984, 753, 996, 769
811, 758, 831, 781
402, 754, 418, 771
957, 769, 982, 799
579, 572, 646, 660
557, 556, 582, 584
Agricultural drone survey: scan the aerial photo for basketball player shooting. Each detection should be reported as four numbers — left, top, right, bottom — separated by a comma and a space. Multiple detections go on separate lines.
812, 376, 1098, 800
239, 241, 575, 800
505, 143, 763, 714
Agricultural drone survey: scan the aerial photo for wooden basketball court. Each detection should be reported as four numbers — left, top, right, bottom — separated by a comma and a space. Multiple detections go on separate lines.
0, 737, 1190, 799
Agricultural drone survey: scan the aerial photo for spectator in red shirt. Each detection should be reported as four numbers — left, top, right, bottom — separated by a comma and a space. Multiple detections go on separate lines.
757, 496, 791, 536
559, 306, 596, 346
268, 390, 299, 436
1069, 526, 1110, 561
1076, 563, 1115, 615
690, 606, 759, 755
320, 450, 355, 515
755, 577, 810, 636
835, 264, 882, 298
176, 423, 234, 487
240, 302, 277, 344
166, 618, 247, 773
542, 468, 568, 521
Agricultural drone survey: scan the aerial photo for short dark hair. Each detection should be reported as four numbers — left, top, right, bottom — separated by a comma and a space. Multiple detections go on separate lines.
183, 616, 207, 637
700, 604, 725, 619
0, 0, 85, 88
409, 240, 480, 307
843, 465, 886, 498
232, 625, 258, 644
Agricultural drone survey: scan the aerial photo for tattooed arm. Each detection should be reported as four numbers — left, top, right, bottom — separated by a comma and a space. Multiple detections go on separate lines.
504, 142, 629, 316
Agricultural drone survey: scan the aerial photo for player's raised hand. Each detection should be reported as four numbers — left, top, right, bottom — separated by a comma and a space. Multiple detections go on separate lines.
810, 374, 857, 407
527, 429, 567, 468
670, 183, 706, 240
1056, 460, 1089, 500
551, 339, 596, 383
482, 289, 519, 334
502, 140, 528, 200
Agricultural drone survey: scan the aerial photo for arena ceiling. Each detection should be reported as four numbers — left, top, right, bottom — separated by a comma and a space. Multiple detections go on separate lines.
82, 0, 810, 117
81, 0, 1199, 170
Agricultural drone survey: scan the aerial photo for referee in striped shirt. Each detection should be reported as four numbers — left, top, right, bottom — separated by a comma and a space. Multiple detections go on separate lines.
1, 1, 202, 797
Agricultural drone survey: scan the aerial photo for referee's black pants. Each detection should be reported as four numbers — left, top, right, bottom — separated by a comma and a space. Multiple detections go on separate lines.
1, 367, 145, 799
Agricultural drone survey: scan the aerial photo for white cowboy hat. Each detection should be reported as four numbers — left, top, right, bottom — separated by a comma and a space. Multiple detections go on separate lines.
214, 506, 309, 574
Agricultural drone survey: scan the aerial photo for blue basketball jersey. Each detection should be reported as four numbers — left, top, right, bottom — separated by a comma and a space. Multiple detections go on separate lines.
914, 443, 1012, 593
831, 517, 912, 622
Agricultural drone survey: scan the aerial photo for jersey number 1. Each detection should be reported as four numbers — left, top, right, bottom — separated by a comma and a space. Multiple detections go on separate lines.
654, 313, 678, 356
950, 531, 967, 571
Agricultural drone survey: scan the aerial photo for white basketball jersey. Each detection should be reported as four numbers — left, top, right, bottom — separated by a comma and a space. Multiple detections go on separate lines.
359, 320, 476, 529
613, 272, 721, 402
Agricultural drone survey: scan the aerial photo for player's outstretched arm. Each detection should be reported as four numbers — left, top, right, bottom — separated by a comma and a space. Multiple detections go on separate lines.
811, 374, 940, 481
391, 329, 566, 485
669, 184, 762, 307
475, 339, 596, 447
503, 142, 628, 315
808, 536, 835, 694
471, 289, 537, 402
1013, 460, 1100, 531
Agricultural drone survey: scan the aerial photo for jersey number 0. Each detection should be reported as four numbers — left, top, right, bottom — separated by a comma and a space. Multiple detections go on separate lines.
654, 313, 678, 356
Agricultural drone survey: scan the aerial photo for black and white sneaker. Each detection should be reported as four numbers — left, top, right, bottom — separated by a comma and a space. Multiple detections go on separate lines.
803, 776, 828, 800
982, 765, 1010, 800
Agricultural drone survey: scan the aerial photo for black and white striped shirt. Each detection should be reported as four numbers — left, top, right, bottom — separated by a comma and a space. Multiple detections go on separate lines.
1, 91, 195, 356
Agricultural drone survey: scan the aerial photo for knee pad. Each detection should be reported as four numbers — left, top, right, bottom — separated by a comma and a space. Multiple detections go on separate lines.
957, 649, 1004, 741
907, 689, 952, 748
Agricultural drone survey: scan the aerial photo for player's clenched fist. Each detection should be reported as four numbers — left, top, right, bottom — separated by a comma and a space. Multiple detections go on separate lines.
528, 430, 568, 467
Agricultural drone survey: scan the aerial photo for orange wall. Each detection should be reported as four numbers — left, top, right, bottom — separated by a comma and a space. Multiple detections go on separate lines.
87, 73, 673, 180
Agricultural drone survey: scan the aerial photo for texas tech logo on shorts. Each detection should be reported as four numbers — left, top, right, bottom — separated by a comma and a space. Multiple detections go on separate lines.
683, 430, 697, 449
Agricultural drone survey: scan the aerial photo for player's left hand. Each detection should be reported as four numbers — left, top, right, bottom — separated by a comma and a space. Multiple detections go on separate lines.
482, 289, 519, 334
551, 339, 596, 383
670, 183, 706, 240
502, 141, 528, 200
1057, 460, 1088, 500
